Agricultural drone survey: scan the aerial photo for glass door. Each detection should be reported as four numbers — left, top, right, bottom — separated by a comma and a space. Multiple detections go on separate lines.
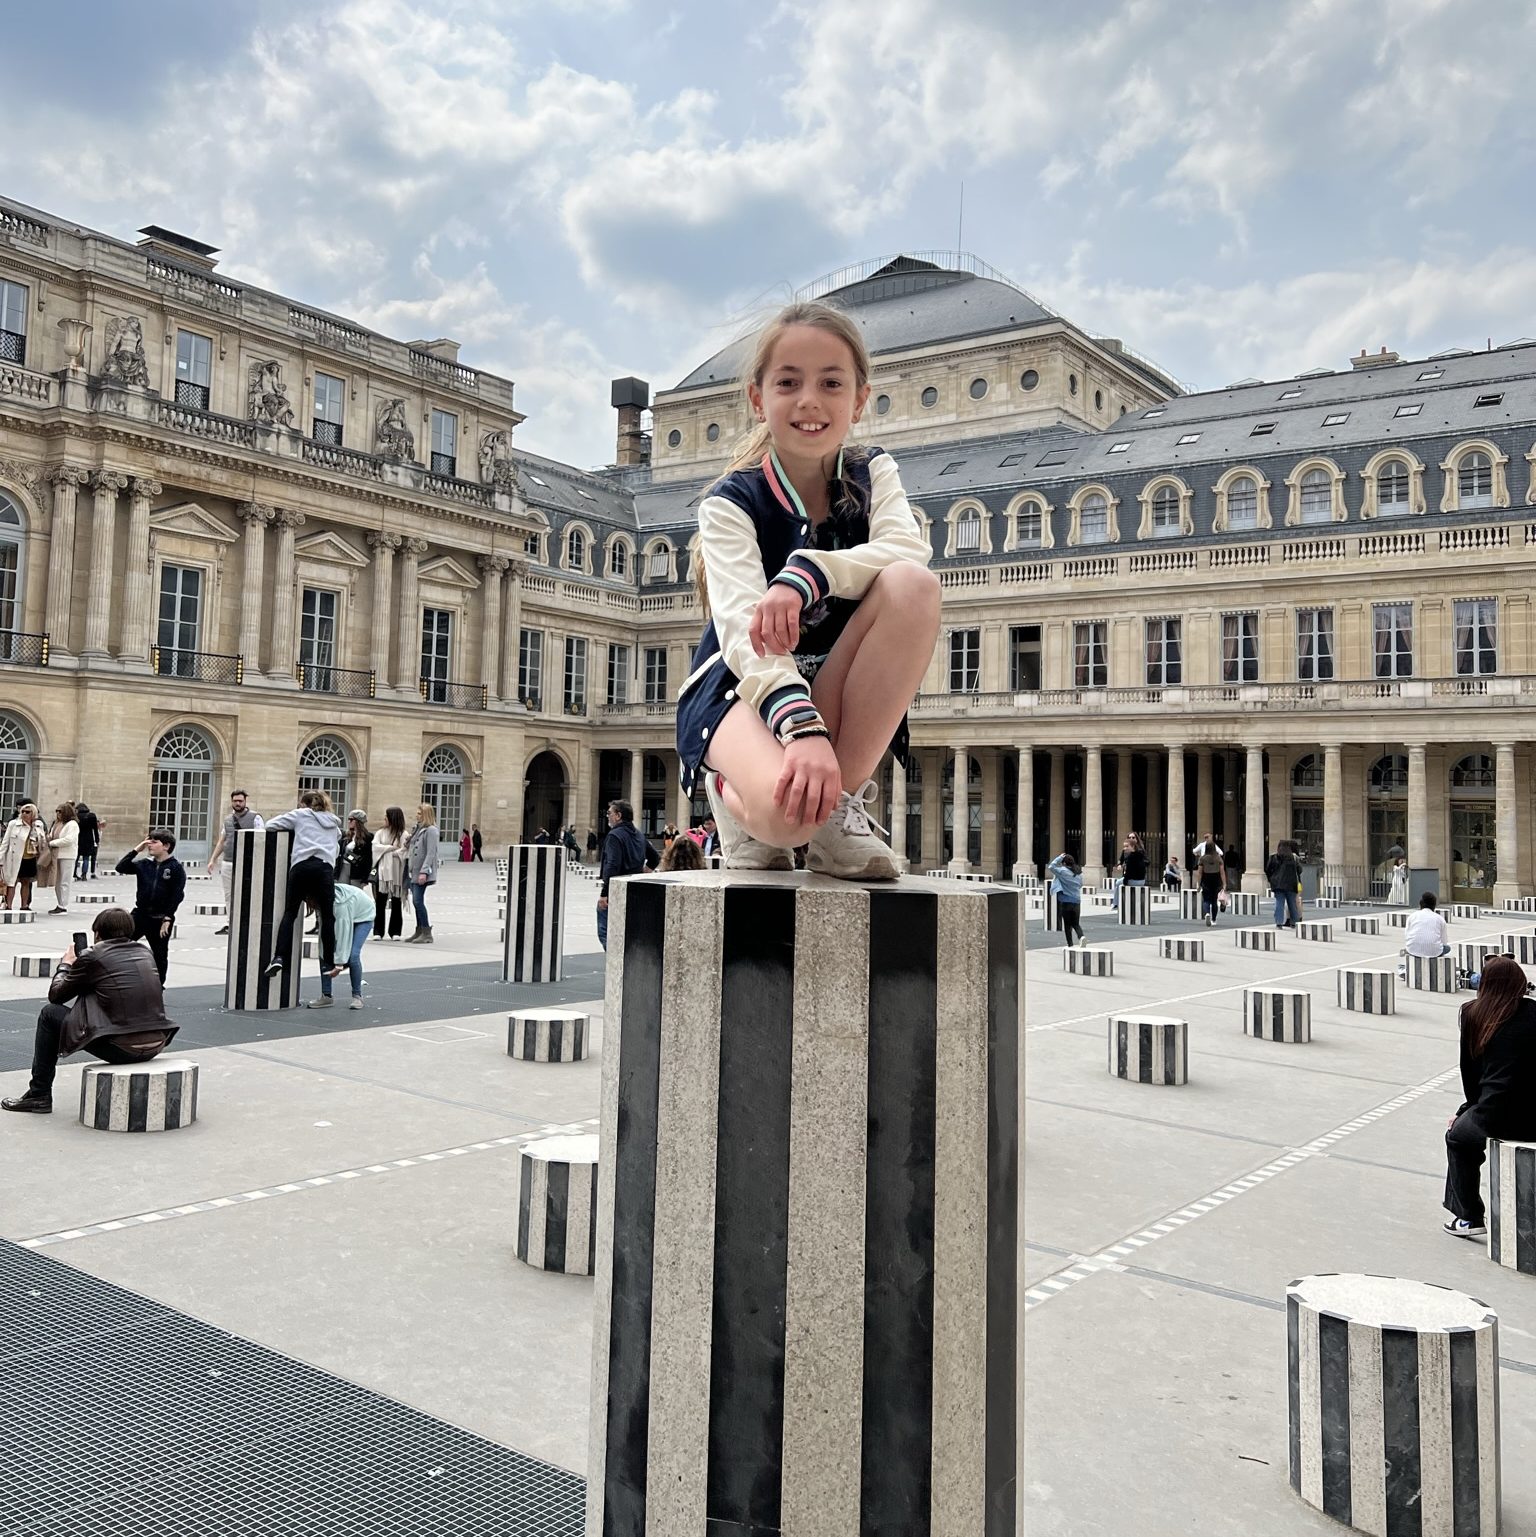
420, 608, 452, 704
157, 565, 202, 678
1450, 806, 1496, 904
300, 588, 337, 691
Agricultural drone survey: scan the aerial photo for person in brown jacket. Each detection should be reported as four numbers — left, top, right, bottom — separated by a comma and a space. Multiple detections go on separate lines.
1, 907, 176, 1114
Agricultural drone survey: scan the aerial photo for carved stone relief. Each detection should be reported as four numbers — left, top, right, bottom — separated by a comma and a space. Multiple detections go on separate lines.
248, 359, 296, 428
478, 430, 519, 491
374, 399, 415, 460
100, 315, 150, 388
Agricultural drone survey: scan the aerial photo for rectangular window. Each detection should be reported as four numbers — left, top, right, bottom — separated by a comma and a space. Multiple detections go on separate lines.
1036, 448, 1070, 467
1453, 598, 1498, 676
1393, 403, 1423, 418
564, 635, 588, 714
1175, 432, 1201, 446
1009, 624, 1041, 692
420, 607, 452, 702
1013, 502, 1042, 549
955, 513, 981, 552
1378, 460, 1411, 513
607, 643, 630, 705
156, 564, 202, 677
299, 587, 338, 690
1278, 388, 1303, 400
1221, 612, 1260, 683
647, 547, 670, 581
1227, 478, 1259, 529
940, 461, 965, 475
1145, 617, 1182, 686
1107, 441, 1129, 454
1372, 602, 1413, 679
0, 540, 17, 639
999, 452, 1026, 466
174, 330, 212, 410
1473, 392, 1503, 408
0, 278, 26, 365
1417, 368, 1443, 381
948, 628, 980, 692
1072, 621, 1108, 688
524, 532, 541, 559
313, 372, 345, 445
643, 645, 668, 704
430, 409, 458, 476
1321, 412, 1350, 427
1249, 422, 1276, 436
1296, 607, 1335, 682
1458, 457, 1493, 508
1141, 407, 1166, 418
518, 627, 543, 705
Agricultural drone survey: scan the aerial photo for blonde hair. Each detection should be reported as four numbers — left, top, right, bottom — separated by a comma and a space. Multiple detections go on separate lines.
693, 301, 873, 615
298, 789, 333, 814
418, 801, 436, 826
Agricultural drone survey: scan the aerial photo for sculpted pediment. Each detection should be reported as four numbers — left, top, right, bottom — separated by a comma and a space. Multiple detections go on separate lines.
148, 501, 240, 543
417, 554, 480, 589
293, 529, 368, 569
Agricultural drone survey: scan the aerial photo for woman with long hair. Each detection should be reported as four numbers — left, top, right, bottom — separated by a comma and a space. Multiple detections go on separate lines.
371, 805, 408, 939
1443, 954, 1536, 1238
0, 803, 47, 912
45, 801, 80, 914
404, 802, 440, 943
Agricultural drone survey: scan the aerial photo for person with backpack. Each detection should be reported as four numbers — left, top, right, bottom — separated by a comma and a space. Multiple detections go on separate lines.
1265, 839, 1303, 929
1194, 834, 1226, 926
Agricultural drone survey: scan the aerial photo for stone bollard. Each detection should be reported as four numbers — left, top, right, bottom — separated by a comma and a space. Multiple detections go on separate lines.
502, 844, 566, 984
12, 954, 55, 977
1108, 1014, 1187, 1085
1338, 969, 1395, 1015
193, 902, 227, 917
1385, 911, 1410, 927
1447, 903, 1482, 919
1501, 896, 1536, 913
1499, 933, 1536, 965
1287, 1273, 1499, 1536
1296, 920, 1333, 942
587, 871, 1021, 1537
1489, 1140, 1536, 1275
1227, 891, 1260, 916
225, 828, 297, 1010
1180, 890, 1204, 921
1456, 941, 1500, 973
1312, 896, 1342, 910
1237, 927, 1277, 952
1161, 937, 1204, 962
1064, 945, 1114, 976
517, 1133, 598, 1275
1116, 885, 1150, 925
1043, 885, 1060, 931
80, 1059, 199, 1132
1345, 915, 1381, 936
507, 1008, 589, 1063
1245, 986, 1310, 1042
1405, 953, 1458, 992
0, 910, 36, 925
75, 892, 119, 905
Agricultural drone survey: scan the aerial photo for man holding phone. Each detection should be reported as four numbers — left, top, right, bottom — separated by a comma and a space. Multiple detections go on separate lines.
1, 907, 176, 1115
114, 828, 186, 982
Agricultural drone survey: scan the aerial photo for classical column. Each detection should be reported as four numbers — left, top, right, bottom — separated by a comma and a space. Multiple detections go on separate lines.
396, 536, 427, 692
1082, 743, 1105, 885
1194, 747, 1213, 847
1243, 745, 1266, 893
118, 476, 162, 666
1495, 741, 1520, 903
81, 470, 127, 657
922, 749, 943, 868
1145, 749, 1163, 844
1016, 747, 1034, 876
1047, 747, 1066, 861
267, 508, 305, 683
365, 531, 399, 687
503, 560, 525, 706
478, 554, 509, 701
889, 754, 908, 869
675, 761, 693, 831
1407, 743, 1429, 873
1166, 746, 1186, 875
1269, 751, 1292, 855
948, 745, 970, 872
44, 466, 88, 652
1115, 750, 1134, 843
628, 749, 645, 824
236, 503, 273, 673
1323, 745, 1345, 888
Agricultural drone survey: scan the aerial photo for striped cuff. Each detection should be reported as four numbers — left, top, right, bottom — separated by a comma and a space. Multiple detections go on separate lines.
762, 683, 825, 744
768, 553, 830, 610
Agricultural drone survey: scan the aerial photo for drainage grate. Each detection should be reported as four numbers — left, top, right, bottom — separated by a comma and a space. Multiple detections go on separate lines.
0, 1240, 586, 1536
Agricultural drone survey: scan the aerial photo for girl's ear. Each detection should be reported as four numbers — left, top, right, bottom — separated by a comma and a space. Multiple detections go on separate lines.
850, 381, 871, 423
747, 380, 764, 422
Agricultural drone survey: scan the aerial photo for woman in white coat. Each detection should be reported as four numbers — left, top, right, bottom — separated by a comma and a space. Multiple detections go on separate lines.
45, 801, 80, 914
0, 803, 48, 911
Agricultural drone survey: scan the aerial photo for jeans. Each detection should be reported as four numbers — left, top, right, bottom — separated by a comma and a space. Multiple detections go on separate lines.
28, 1001, 155, 1097
273, 856, 336, 970
1200, 875, 1223, 919
1272, 890, 1301, 926
410, 880, 431, 929
597, 901, 608, 950
373, 889, 402, 939
1444, 1111, 1489, 1224
1057, 901, 1082, 946
320, 926, 369, 998
132, 908, 173, 982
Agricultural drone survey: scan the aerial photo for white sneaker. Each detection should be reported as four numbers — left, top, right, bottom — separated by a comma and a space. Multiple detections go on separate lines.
807, 780, 900, 882
706, 772, 793, 872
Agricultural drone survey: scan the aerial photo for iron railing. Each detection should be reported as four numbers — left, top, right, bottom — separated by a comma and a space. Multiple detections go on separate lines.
174, 380, 211, 411
152, 646, 243, 685
0, 330, 24, 365
0, 631, 48, 667
418, 677, 487, 710
296, 662, 375, 699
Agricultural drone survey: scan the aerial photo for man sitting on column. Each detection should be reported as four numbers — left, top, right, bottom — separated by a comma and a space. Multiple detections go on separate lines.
1, 907, 176, 1115
207, 789, 265, 936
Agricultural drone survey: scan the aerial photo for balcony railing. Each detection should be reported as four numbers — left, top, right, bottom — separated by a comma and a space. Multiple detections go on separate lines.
419, 677, 488, 710
152, 647, 244, 685
0, 631, 49, 667
597, 699, 675, 720
154, 398, 257, 448
297, 662, 376, 699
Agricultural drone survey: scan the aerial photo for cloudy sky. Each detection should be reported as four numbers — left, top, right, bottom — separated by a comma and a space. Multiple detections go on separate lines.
7, 0, 1535, 468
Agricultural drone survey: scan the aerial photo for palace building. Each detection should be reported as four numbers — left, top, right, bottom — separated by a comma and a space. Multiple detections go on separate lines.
3, 195, 1534, 901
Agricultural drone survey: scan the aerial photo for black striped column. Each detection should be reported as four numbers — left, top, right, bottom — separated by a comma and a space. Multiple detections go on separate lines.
1489, 1140, 1536, 1275
1406, 954, 1457, 991
1108, 1014, 1187, 1085
1116, 885, 1149, 925
503, 844, 566, 984
12, 954, 54, 977
1338, 969, 1395, 1015
1161, 937, 1204, 962
1499, 932, 1536, 964
1228, 891, 1260, 916
1313, 896, 1342, 910
1448, 903, 1482, 919
0, 911, 36, 926
1346, 916, 1381, 936
1064, 945, 1113, 976
1043, 886, 1060, 931
225, 828, 297, 1010
587, 872, 1021, 1537
1297, 920, 1333, 942
1180, 890, 1203, 920
1245, 987, 1310, 1042
1502, 896, 1536, 913
517, 1133, 598, 1274
1287, 1272, 1499, 1535
1386, 911, 1409, 928
1456, 941, 1500, 973
76, 892, 118, 905
1237, 927, 1277, 952
507, 1008, 589, 1062
79, 1059, 198, 1132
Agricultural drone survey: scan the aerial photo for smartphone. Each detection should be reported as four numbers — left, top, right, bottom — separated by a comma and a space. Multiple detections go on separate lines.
72, 931, 89, 956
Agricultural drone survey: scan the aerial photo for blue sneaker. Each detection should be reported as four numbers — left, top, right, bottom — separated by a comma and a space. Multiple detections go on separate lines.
1443, 1217, 1487, 1240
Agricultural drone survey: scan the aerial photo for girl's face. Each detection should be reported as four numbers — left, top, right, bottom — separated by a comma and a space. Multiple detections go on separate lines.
748, 325, 869, 467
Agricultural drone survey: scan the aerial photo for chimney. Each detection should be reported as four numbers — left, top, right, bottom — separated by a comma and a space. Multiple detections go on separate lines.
136, 225, 220, 270
611, 376, 651, 467
1352, 346, 1401, 370
409, 338, 462, 363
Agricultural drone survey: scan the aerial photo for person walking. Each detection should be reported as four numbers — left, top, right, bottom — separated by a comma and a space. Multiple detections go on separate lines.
44, 802, 80, 914
207, 790, 264, 935
597, 799, 656, 950
1046, 852, 1084, 947
370, 806, 408, 940
0, 803, 48, 912
336, 812, 373, 888
585, 827, 598, 863
404, 803, 440, 943
1194, 835, 1226, 927
261, 791, 342, 979
1266, 839, 1303, 929
1442, 955, 1536, 1239
471, 824, 483, 862
113, 829, 186, 982
74, 802, 100, 881
562, 825, 581, 865
306, 881, 376, 1011
459, 828, 472, 863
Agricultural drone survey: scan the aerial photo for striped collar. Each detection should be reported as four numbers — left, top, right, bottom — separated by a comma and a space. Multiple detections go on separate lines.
762, 448, 843, 522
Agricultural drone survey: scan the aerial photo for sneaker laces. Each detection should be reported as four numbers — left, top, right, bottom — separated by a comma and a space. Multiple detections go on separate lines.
829, 779, 887, 839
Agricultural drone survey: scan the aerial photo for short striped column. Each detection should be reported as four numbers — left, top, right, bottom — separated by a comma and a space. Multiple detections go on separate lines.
1064, 945, 1113, 976
1042, 886, 1060, 930
1244, 987, 1310, 1042
0, 910, 35, 925
192, 902, 227, 917
1447, 903, 1482, 919
225, 828, 297, 1010
1499, 932, 1536, 965
1011, 864, 1039, 888
1346, 915, 1381, 936
1287, 1273, 1499, 1536
1237, 927, 1277, 952
507, 1008, 589, 1063
1456, 940, 1500, 972
1488, 1140, 1536, 1275
1322, 881, 1346, 903
1180, 890, 1204, 921
12, 954, 54, 977
516, 1133, 598, 1275
1385, 911, 1409, 928
1228, 891, 1260, 916
502, 844, 566, 984
79, 1059, 198, 1132
588, 872, 1021, 1537
1107, 1014, 1187, 1085
1116, 885, 1150, 925
1312, 896, 1342, 910
75, 892, 119, 905
1297, 920, 1333, 942
1161, 937, 1204, 962
1405, 953, 1457, 992
1337, 969, 1395, 1015
1501, 896, 1536, 913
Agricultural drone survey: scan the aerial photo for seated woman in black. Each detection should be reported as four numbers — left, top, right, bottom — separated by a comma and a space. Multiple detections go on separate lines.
1444, 955, 1536, 1238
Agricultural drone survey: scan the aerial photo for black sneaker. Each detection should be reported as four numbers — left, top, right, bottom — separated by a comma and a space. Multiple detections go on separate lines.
2, 1094, 52, 1114
214, 925, 229, 935
262, 959, 283, 979
1443, 1217, 1487, 1240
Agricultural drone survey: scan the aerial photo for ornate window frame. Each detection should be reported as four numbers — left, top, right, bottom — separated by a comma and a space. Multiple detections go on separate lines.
1439, 438, 1509, 513
1359, 448, 1427, 519
943, 497, 992, 557
1136, 473, 1194, 539
1004, 491, 1053, 552
563, 519, 594, 576
604, 532, 635, 583
1284, 456, 1348, 526
1211, 466, 1272, 532
642, 537, 676, 585
1066, 483, 1120, 547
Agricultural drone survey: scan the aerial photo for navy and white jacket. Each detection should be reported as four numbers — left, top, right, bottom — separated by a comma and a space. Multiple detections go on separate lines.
674, 447, 931, 795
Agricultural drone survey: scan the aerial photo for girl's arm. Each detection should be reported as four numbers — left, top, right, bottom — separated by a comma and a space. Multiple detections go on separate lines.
264, 809, 298, 831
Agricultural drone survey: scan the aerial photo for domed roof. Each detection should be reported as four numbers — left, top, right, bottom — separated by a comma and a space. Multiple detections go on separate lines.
671, 254, 1056, 392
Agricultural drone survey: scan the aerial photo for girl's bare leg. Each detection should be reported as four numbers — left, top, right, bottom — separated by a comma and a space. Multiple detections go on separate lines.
703, 704, 818, 849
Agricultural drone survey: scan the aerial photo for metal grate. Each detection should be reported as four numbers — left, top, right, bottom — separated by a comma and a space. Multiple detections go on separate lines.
0, 1240, 586, 1535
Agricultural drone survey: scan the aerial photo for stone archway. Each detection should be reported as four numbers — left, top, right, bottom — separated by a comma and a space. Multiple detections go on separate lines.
523, 750, 567, 841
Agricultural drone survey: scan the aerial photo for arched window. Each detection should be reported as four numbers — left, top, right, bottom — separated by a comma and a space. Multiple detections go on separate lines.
955, 506, 982, 554
567, 527, 586, 571
1292, 753, 1324, 790
1377, 459, 1411, 515
1458, 451, 1493, 509
1080, 493, 1109, 544
0, 493, 25, 643
1151, 485, 1181, 536
422, 744, 466, 838
0, 711, 34, 814
1227, 475, 1259, 529
1451, 753, 1495, 789
645, 541, 673, 584
298, 734, 352, 808
1299, 468, 1332, 523
1369, 754, 1408, 792
609, 540, 629, 580
149, 725, 216, 860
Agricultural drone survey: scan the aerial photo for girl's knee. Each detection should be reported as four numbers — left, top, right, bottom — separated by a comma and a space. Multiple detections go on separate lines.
874, 561, 941, 610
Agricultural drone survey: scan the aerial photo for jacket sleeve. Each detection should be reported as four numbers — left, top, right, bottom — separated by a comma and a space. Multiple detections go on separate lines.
49, 948, 100, 1006
114, 849, 139, 876
165, 863, 186, 914
264, 809, 298, 832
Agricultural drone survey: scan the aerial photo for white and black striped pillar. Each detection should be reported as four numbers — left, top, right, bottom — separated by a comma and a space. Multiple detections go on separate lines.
224, 828, 297, 1010
1448, 903, 1482, 919
1297, 920, 1333, 942
1405, 953, 1458, 992
1180, 890, 1204, 921
1456, 941, 1501, 973
1287, 1272, 1499, 1536
1108, 1014, 1187, 1085
12, 954, 55, 977
1245, 987, 1310, 1042
1064, 945, 1114, 976
1237, 927, 1277, 952
1228, 891, 1259, 916
1502, 896, 1536, 913
1313, 896, 1342, 910
1043, 885, 1060, 931
1499, 933, 1536, 965
502, 844, 566, 984
1488, 1139, 1536, 1275
587, 871, 1021, 1537
1161, 937, 1205, 962
1346, 916, 1381, 936
1117, 885, 1149, 925
1386, 911, 1410, 928
1338, 969, 1395, 1015
507, 1008, 589, 1063
79, 1059, 198, 1132
517, 1132, 598, 1275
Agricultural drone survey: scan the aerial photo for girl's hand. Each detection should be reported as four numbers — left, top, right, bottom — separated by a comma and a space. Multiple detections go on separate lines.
774, 736, 841, 829
750, 586, 803, 657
